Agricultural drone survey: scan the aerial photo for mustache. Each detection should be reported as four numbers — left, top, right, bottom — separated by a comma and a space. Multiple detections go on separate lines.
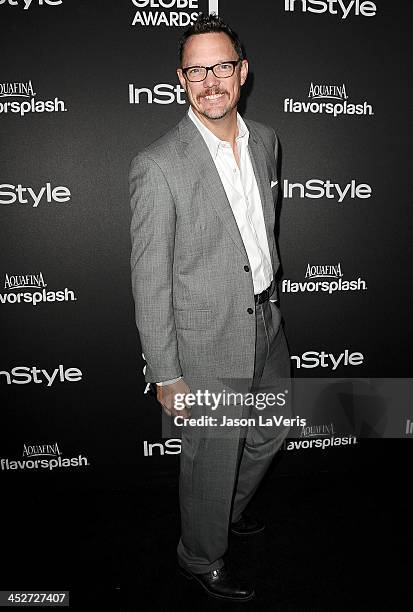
198, 88, 228, 99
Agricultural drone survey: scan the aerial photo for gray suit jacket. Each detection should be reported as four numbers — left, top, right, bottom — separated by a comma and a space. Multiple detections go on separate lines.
130, 112, 280, 388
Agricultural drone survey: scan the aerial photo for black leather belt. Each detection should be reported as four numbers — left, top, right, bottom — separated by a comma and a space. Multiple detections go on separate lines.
254, 286, 271, 304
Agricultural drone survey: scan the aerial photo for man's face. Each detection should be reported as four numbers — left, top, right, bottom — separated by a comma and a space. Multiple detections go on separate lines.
177, 32, 248, 121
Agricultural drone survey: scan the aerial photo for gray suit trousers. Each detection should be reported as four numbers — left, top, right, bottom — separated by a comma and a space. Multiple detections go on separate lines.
177, 300, 291, 573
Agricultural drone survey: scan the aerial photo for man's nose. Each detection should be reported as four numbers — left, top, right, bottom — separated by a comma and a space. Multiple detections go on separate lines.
203, 68, 220, 88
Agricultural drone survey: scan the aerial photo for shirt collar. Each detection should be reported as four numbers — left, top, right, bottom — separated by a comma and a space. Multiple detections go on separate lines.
188, 106, 249, 160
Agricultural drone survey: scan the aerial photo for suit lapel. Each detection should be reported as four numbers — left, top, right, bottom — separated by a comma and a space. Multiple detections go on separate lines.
178, 115, 248, 258
246, 125, 275, 255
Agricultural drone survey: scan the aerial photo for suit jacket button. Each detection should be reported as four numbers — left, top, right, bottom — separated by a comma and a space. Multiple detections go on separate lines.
247, 307, 254, 314
244, 265, 250, 272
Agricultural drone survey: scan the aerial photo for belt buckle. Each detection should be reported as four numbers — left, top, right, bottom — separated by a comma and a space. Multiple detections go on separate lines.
254, 286, 270, 304
255, 288, 268, 304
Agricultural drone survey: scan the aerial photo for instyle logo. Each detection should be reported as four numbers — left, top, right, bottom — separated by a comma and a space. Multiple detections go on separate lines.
0, 0, 62, 9
143, 439, 181, 456
291, 349, 364, 370
1, 442, 89, 472
283, 179, 372, 203
0, 182, 71, 207
284, 0, 376, 19
282, 263, 367, 294
284, 82, 373, 117
129, 83, 186, 105
0, 364, 83, 386
0, 272, 77, 306
0, 80, 66, 116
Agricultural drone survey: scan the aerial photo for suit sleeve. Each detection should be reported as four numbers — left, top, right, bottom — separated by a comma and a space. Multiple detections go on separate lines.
270, 127, 280, 201
271, 127, 280, 302
271, 128, 279, 175
129, 153, 182, 383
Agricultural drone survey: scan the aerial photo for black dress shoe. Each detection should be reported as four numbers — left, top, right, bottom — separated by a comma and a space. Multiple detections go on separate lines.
178, 564, 255, 601
231, 513, 265, 535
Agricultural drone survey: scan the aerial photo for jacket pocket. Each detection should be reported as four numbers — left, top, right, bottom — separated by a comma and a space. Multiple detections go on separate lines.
174, 309, 211, 331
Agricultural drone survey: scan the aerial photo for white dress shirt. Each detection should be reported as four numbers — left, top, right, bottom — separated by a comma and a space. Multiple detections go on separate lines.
188, 106, 273, 294
157, 107, 274, 386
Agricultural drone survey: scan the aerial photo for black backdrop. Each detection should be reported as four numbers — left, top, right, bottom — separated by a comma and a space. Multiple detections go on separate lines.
2, 1, 412, 492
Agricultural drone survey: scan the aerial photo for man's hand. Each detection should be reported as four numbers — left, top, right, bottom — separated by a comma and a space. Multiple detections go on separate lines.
157, 378, 192, 418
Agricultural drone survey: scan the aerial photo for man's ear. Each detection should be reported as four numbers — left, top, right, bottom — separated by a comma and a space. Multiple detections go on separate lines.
177, 68, 187, 91
240, 59, 248, 87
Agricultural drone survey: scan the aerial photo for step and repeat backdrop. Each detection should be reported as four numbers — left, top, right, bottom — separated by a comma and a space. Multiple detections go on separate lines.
1, 1, 411, 490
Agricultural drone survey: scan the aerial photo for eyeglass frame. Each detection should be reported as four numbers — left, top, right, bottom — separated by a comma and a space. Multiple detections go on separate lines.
181, 59, 242, 82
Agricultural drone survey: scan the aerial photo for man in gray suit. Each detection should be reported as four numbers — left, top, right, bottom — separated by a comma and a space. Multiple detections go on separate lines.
130, 13, 290, 602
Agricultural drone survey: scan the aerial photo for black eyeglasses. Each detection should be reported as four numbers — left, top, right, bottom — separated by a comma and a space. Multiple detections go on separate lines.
182, 60, 241, 82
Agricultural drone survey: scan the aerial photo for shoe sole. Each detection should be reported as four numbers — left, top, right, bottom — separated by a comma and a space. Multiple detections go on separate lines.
178, 567, 255, 602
